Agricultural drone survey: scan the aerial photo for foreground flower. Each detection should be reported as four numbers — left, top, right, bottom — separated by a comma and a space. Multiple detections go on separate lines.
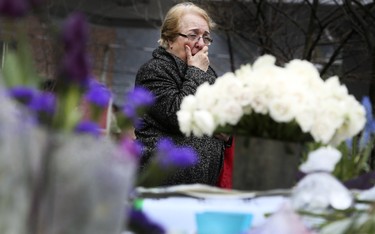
120, 136, 142, 160
29, 91, 56, 115
249, 202, 314, 234
74, 120, 101, 136
122, 86, 155, 127
8, 86, 35, 104
292, 146, 353, 211
84, 79, 111, 108
155, 138, 198, 168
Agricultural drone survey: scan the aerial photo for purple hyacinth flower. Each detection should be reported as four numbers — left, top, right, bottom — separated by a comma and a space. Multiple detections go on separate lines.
8, 86, 36, 104
29, 91, 56, 114
59, 12, 90, 87
120, 137, 143, 160
123, 86, 155, 117
362, 96, 373, 124
84, 79, 112, 107
74, 120, 101, 137
0, 0, 29, 18
359, 96, 375, 149
156, 138, 198, 168
60, 48, 91, 88
62, 12, 88, 52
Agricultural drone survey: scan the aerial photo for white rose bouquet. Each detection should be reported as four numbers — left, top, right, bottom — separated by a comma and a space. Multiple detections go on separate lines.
177, 55, 366, 145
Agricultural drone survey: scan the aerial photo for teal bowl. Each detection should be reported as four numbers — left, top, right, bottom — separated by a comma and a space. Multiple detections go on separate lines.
195, 211, 253, 234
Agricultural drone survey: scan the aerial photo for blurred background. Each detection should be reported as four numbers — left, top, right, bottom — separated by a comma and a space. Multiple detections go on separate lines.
1, 0, 373, 106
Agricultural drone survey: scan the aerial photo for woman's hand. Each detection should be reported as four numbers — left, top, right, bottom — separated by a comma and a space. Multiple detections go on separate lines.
186, 45, 209, 72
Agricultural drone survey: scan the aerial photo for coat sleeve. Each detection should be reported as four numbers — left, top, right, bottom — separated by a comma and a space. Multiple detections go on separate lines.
135, 61, 216, 134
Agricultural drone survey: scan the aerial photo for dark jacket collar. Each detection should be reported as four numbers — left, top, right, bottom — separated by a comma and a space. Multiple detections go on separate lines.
152, 46, 187, 77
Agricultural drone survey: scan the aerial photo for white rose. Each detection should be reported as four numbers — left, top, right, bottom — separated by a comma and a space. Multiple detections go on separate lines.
177, 110, 193, 136
252, 54, 276, 70
211, 98, 244, 126
180, 95, 198, 112
192, 110, 216, 137
195, 82, 217, 111
268, 96, 296, 123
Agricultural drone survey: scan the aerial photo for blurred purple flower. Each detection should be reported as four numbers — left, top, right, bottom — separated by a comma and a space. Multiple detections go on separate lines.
128, 208, 165, 234
156, 138, 198, 168
74, 120, 101, 137
59, 12, 90, 88
84, 79, 111, 107
0, 0, 29, 18
60, 49, 91, 88
123, 86, 155, 127
8, 86, 36, 104
359, 96, 375, 149
120, 137, 142, 160
29, 91, 56, 114
345, 138, 352, 150
62, 12, 88, 52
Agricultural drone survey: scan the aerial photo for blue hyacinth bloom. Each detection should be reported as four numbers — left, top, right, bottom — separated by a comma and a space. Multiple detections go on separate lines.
155, 138, 198, 168
85, 80, 112, 108
29, 91, 56, 114
74, 120, 101, 137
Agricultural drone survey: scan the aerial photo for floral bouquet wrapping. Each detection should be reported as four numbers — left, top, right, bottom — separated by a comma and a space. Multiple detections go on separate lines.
177, 55, 366, 145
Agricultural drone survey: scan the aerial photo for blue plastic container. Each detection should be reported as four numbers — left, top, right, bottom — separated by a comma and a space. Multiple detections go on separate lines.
195, 211, 253, 234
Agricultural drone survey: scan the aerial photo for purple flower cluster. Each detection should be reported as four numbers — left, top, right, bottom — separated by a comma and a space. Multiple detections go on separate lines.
0, 0, 43, 18
120, 137, 143, 160
84, 79, 112, 108
8, 86, 56, 115
59, 12, 90, 88
74, 120, 101, 137
155, 138, 198, 168
29, 91, 56, 115
122, 86, 155, 127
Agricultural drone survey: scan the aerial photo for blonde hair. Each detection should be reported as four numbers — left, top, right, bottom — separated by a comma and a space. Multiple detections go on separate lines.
158, 2, 216, 49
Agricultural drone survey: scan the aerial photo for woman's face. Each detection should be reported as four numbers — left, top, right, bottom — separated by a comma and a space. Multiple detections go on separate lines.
168, 13, 210, 62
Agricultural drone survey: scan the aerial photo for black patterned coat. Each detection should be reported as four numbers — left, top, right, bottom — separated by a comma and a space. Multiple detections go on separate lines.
134, 46, 225, 186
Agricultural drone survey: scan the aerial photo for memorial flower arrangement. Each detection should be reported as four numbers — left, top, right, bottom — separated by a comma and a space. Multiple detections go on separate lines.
333, 96, 375, 182
0, 2, 196, 234
177, 55, 366, 146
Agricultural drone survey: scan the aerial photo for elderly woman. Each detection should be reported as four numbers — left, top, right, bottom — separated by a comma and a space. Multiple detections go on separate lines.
134, 2, 231, 186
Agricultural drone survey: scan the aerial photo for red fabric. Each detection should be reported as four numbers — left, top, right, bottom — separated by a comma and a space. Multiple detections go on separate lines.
217, 139, 235, 189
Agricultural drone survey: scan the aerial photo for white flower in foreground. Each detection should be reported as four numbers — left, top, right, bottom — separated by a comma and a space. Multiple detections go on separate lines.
299, 146, 341, 173
292, 146, 353, 211
249, 202, 314, 234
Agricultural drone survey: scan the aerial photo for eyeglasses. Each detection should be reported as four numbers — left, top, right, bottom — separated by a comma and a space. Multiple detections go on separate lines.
178, 33, 213, 45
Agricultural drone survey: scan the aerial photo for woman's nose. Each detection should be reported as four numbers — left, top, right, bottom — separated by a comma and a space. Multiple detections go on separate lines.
195, 37, 205, 48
